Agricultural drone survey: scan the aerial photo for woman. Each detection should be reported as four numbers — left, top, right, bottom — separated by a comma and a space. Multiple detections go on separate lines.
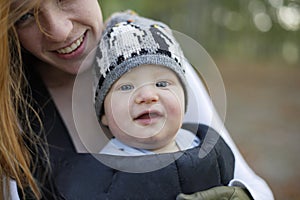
0, 0, 40, 199
9, 0, 273, 199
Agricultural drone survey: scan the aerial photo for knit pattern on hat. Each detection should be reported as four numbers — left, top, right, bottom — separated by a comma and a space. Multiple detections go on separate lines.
93, 11, 188, 120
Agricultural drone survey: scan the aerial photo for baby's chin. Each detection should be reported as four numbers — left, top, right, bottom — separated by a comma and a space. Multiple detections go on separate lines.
129, 136, 174, 151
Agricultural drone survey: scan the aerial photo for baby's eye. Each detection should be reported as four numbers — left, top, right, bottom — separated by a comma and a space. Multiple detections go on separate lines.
120, 84, 134, 91
156, 81, 170, 88
16, 12, 34, 25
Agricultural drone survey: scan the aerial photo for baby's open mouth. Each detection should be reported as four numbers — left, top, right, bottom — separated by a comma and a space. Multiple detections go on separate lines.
134, 110, 163, 125
135, 112, 160, 120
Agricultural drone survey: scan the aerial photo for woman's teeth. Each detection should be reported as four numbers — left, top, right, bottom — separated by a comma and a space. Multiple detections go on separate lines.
56, 35, 84, 54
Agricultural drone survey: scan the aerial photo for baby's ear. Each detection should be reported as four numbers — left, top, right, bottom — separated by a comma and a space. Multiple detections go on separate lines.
101, 114, 108, 126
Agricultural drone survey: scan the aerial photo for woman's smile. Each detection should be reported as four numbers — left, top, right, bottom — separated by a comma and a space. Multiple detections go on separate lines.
55, 31, 87, 59
56, 33, 85, 54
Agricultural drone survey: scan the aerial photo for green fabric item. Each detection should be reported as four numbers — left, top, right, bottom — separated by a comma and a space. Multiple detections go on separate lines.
176, 186, 252, 200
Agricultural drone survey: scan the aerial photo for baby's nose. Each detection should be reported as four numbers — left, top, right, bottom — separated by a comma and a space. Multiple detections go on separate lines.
134, 87, 159, 104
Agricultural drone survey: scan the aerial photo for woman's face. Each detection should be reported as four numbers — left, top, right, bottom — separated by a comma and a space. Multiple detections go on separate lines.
13, 0, 103, 75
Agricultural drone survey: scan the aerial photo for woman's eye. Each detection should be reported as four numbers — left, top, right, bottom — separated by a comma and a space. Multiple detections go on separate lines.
16, 12, 34, 25
156, 81, 170, 88
120, 84, 134, 91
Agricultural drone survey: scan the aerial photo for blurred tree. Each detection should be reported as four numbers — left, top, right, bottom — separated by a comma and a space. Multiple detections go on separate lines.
99, 0, 300, 66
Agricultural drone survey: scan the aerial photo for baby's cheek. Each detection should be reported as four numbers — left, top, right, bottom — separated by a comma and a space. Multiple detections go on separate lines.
166, 96, 184, 115
166, 104, 184, 122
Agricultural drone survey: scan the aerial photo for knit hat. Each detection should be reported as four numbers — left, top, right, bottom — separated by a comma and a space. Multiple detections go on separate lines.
93, 11, 188, 120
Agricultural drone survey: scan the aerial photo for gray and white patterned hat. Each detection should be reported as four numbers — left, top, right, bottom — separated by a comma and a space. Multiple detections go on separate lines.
93, 11, 188, 119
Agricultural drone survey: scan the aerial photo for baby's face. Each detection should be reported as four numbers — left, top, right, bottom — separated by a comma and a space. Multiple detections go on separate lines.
101, 64, 185, 151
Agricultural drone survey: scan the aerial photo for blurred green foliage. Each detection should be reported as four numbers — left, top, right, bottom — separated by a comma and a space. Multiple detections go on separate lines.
99, 0, 300, 66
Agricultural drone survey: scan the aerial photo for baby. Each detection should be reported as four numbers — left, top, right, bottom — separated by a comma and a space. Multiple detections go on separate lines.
91, 11, 243, 200
93, 11, 199, 156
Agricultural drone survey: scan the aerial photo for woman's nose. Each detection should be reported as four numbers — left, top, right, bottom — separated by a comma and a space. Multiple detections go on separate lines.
135, 87, 159, 104
40, 5, 73, 42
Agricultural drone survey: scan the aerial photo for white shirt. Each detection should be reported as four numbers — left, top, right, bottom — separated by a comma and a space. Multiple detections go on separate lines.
100, 129, 200, 156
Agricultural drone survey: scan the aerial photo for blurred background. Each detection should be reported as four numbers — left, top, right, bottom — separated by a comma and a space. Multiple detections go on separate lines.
100, 0, 300, 199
